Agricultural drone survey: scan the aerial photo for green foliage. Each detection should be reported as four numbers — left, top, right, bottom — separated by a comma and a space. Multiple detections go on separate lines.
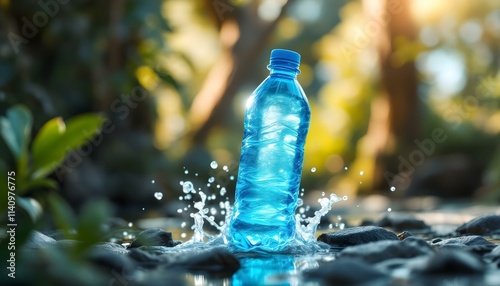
0, 104, 104, 220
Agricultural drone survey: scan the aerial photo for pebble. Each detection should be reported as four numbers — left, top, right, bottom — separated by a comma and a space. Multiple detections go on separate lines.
412, 250, 485, 276
23, 231, 56, 249
339, 237, 434, 264
317, 226, 399, 247
456, 214, 500, 236
129, 228, 174, 248
377, 213, 430, 232
304, 257, 389, 285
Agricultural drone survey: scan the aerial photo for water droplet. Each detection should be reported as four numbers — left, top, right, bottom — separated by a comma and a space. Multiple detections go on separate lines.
179, 196, 183, 200
359, 171, 364, 176
344, 166, 348, 170
321, 191, 325, 197
154, 192, 163, 200
210, 208, 217, 215
387, 208, 392, 212
210, 161, 218, 169
185, 194, 192, 200
123, 231, 128, 236
223, 165, 229, 172
339, 223, 345, 230
208, 177, 215, 183
177, 209, 183, 213
220, 187, 226, 196
142, 207, 145, 211
181, 222, 186, 228
151, 179, 156, 184
328, 224, 333, 229
390, 186, 396, 192
230, 176, 235, 181
181, 233, 187, 238
299, 207, 305, 214
195, 173, 199, 176
297, 198, 303, 207
311, 167, 316, 172
337, 215, 342, 220
360, 181, 363, 184
128, 222, 133, 228
342, 195, 348, 201
184, 170, 189, 174
182, 181, 194, 194
207, 183, 211, 187
221, 210, 226, 215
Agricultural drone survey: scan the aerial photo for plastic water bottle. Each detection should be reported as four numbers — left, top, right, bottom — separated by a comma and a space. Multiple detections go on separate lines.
229, 49, 311, 252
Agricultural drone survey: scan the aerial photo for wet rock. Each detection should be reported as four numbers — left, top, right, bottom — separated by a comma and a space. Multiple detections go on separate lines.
413, 250, 485, 276
87, 247, 135, 274
456, 214, 500, 236
377, 213, 430, 232
162, 247, 240, 276
432, 235, 494, 247
24, 231, 56, 249
339, 237, 434, 263
128, 248, 162, 268
91, 242, 129, 254
129, 228, 174, 248
317, 226, 399, 247
484, 245, 500, 267
304, 258, 389, 285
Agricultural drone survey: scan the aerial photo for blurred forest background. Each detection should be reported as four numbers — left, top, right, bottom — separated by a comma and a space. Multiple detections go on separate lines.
1, 0, 500, 221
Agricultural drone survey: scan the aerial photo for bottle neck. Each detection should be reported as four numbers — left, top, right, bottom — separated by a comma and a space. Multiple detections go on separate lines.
268, 65, 299, 78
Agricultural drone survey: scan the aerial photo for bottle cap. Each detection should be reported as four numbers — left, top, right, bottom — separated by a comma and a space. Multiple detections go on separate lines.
269, 49, 301, 72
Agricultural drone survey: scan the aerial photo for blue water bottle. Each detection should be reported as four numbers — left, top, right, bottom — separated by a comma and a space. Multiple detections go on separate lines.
229, 49, 311, 252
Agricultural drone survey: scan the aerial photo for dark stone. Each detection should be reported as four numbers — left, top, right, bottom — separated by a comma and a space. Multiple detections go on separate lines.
87, 248, 135, 274
397, 231, 414, 240
484, 245, 500, 268
24, 231, 56, 249
340, 237, 434, 263
129, 228, 174, 248
317, 226, 399, 247
432, 235, 494, 247
359, 219, 375, 226
304, 258, 389, 285
456, 214, 500, 236
413, 250, 485, 276
377, 213, 430, 232
162, 247, 240, 276
128, 248, 162, 268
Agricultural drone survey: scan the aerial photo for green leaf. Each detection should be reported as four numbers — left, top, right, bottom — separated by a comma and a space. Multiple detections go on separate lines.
47, 193, 76, 238
17, 196, 43, 222
0, 105, 32, 168
31, 114, 104, 179
76, 200, 112, 252
18, 178, 58, 195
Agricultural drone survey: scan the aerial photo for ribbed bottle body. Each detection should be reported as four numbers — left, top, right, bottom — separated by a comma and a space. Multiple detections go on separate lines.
229, 70, 310, 252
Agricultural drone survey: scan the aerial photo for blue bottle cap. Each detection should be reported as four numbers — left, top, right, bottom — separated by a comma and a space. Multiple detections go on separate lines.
270, 49, 301, 65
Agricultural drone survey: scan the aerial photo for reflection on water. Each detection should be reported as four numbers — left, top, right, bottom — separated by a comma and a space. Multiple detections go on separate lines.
232, 254, 320, 286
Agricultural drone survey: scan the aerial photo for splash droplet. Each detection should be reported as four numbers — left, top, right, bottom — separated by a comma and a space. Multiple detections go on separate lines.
230, 176, 235, 181
181, 233, 187, 238
182, 181, 194, 194
387, 208, 392, 212
359, 171, 364, 176
128, 222, 133, 228
390, 186, 396, 192
220, 187, 226, 196
210, 161, 218, 169
342, 195, 348, 201
154, 192, 163, 200
208, 177, 215, 183
223, 165, 229, 172
344, 166, 348, 170
181, 222, 186, 228
151, 179, 156, 184
297, 198, 303, 207
311, 167, 316, 172
184, 170, 189, 174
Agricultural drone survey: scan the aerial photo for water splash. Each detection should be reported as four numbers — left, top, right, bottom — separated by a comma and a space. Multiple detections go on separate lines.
154, 192, 163, 200
176, 161, 345, 254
